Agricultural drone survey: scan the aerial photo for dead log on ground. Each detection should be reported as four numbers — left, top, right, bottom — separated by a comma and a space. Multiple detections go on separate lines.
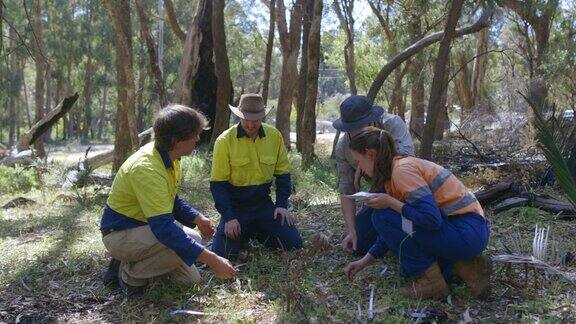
493, 195, 575, 218
0, 150, 33, 166
17, 93, 79, 151
474, 182, 521, 205
474, 181, 575, 218
77, 127, 152, 171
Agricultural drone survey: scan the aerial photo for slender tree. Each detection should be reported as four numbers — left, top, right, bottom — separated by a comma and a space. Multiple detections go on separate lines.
275, 0, 305, 149
0, 0, 4, 57
420, 0, 465, 160
82, 2, 95, 142
32, 0, 46, 157
408, 10, 426, 138
454, 48, 474, 116
471, 28, 489, 107
8, 26, 21, 147
105, 0, 138, 171
210, 0, 232, 146
368, 0, 410, 119
301, 0, 322, 164
262, 0, 276, 105
135, 0, 168, 107
164, 0, 186, 43
333, 0, 357, 95
296, 0, 313, 152
503, 0, 559, 105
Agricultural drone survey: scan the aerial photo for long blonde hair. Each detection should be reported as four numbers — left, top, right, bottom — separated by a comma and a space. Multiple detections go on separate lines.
349, 127, 397, 192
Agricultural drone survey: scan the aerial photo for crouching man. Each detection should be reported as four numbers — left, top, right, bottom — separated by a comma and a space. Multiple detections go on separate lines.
100, 104, 236, 295
210, 93, 303, 259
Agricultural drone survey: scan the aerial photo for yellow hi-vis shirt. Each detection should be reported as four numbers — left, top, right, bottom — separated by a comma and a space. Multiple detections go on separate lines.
101, 142, 205, 266
210, 123, 291, 221
106, 142, 180, 221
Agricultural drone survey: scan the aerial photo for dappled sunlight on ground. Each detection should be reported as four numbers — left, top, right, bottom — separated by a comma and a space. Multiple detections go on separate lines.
1, 141, 576, 322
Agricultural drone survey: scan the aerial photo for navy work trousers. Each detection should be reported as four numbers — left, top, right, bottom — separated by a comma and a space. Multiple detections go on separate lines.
371, 209, 489, 280
212, 199, 303, 259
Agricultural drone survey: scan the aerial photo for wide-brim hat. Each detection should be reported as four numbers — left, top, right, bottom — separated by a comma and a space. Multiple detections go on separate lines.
229, 93, 270, 121
332, 95, 384, 132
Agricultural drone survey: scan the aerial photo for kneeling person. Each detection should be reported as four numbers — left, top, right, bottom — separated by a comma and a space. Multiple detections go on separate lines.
210, 93, 303, 258
100, 104, 236, 295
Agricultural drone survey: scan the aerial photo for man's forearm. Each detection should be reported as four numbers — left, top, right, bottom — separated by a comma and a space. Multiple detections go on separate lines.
340, 195, 357, 234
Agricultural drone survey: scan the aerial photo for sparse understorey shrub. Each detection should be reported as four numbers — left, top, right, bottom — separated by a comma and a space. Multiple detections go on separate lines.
0, 165, 39, 194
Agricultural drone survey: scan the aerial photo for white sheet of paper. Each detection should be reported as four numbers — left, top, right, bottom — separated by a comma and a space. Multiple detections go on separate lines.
343, 191, 381, 202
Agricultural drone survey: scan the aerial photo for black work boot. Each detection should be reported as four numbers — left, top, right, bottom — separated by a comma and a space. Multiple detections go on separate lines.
119, 276, 145, 297
102, 258, 120, 287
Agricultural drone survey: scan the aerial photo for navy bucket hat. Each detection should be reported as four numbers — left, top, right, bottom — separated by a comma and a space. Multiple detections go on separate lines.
332, 95, 384, 132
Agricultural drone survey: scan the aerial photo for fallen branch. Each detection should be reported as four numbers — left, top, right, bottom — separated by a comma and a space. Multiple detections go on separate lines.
78, 127, 152, 171
473, 182, 519, 205
0, 150, 33, 166
17, 93, 79, 151
493, 195, 576, 218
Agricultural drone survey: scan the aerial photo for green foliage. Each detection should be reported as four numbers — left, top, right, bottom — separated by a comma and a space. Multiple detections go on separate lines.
0, 165, 38, 194
289, 153, 338, 205
521, 93, 576, 207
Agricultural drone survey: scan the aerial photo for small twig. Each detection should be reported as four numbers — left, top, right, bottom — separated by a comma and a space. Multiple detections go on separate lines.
170, 309, 216, 317
1, 16, 35, 59
449, 118, 488, 161
20, 278, 32, 292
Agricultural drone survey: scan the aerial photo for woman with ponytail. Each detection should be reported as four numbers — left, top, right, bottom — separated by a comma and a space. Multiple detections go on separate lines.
343, 127, 490, 300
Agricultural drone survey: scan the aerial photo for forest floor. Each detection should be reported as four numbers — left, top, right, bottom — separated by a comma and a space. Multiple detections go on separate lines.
1, 137, 575, 323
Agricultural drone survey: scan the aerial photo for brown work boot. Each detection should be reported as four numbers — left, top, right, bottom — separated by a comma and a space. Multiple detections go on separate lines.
400, 262, 449, 300
453, 255, 492, 299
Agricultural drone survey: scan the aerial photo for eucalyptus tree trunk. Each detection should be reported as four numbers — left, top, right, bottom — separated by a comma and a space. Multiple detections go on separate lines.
135, 0, 168, 108
21, 59, 32, 129
82, 4, 94, 142
454, 49, 473, 118
8, 27, 20, 147
105, 0, 139, 171
164, 0, 186, 43
262, 0, 276, 105
296, 0, 313, 152
333, 0, 357, 95
32, 0, 46, 157
210, 0, 232, 147
421, 0, 465, 160
275, 0, 304, 149
301, 0, 322, 164
368, 0, 408, 118
173, 0, 218, 144
471, 28, 488, 107
97, 85, 109, 140
0, 0, 3, 58
502, 0, 558, 106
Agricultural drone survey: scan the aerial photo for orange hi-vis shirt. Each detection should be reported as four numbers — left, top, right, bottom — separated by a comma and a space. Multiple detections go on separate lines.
385, 156, 484, 218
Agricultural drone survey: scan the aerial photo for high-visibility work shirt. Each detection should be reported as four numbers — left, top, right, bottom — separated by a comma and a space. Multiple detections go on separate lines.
210, 123, 291, 222
385, 156, 484, 233
100, 142, 204, 266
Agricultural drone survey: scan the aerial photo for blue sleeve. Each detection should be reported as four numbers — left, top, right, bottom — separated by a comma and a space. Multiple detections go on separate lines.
210, 181, 236, 222
275, 173, 291, 209
368, 235, 388, 259
401, 194, 444, 230
173, 195, 199, 229
147, 214, 205, 266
